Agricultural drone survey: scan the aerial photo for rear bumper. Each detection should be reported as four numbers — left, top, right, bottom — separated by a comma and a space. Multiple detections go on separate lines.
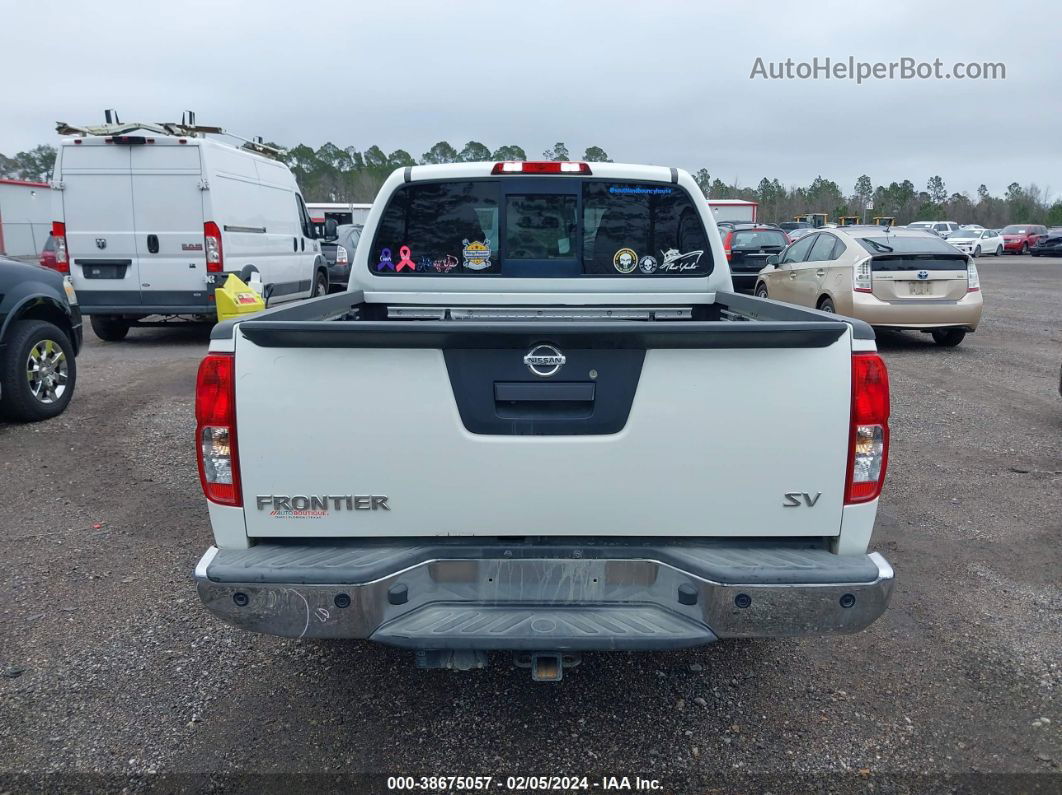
851, 289, 983, 330
194, 540, 895, 650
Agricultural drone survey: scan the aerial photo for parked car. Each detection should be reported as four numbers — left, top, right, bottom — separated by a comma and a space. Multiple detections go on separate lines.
52, 123, 328, 342
779, 221, 813, 233
192, 160, 895, 678
1001, 224, 1048, 255
0, 257, 82, 421
722, 225, 790, 293
1030, 228, 1062, 256
755, 227, 982, 347
786, 227, 816, 242
948, 228, 1004, 257
907, 221, 962, 238
319, 223, 363, 290
39, 235, 58, 271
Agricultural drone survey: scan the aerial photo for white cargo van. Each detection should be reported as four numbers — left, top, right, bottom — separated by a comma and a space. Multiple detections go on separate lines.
51, 129, 327, 340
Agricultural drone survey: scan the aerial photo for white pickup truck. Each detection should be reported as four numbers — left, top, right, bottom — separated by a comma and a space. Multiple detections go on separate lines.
193, 161, 894, 680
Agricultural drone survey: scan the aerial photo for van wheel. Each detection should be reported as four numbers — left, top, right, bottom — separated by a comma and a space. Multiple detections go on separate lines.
312, 271, 328, 298
90, 315, 130, 341
754, 284, 768, 299
931, 329, 966, 347
817, 297, 836, 313
0, 320, 77, 422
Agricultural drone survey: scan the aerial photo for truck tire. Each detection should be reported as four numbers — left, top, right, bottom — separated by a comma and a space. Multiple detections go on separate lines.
90, 315, 130, 341
931, 329, 966, 347
0, 320, 77, 422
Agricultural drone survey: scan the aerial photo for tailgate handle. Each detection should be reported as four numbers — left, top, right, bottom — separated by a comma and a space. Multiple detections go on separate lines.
494, 382, 595, 402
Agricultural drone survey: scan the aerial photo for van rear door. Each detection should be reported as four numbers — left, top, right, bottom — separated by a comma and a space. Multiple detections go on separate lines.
60, 142, 142, 309
130, 143, 208, 309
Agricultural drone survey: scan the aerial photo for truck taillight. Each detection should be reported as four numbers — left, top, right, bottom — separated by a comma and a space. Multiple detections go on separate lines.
967, 260, 980, 292
336, 245, 348, 265
195, 353, 241, 506
204, 221, 223, 273
52, 221, 70, 273
845, 353, 890, 504
853, 256, 873, 293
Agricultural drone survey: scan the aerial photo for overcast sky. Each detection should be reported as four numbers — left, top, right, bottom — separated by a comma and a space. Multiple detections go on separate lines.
3, 0, 1059, 198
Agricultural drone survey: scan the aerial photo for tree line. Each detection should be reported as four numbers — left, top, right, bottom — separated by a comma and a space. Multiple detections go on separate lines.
3, 140, 1060, 227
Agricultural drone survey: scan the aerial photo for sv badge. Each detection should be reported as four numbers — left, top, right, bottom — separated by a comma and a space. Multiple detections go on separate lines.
783, 492, 822, 507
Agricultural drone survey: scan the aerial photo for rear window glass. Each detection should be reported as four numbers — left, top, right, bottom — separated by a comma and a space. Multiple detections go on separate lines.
369, 178, 711, 277
856, 235, 963, 255
732, 229, 787, 248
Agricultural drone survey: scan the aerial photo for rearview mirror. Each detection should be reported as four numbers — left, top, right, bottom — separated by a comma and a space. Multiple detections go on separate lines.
766, 254, 780, 266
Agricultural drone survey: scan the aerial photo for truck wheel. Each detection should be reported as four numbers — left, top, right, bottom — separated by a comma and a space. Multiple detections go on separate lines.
931, 329, 966, 347
0, 320, 77, 422
312, 270, 328, 297
90, 315, 130, 341
754, 284, 768, 299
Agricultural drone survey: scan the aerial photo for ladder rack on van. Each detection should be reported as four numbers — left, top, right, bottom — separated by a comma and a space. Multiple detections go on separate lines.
54, 121, 285, 160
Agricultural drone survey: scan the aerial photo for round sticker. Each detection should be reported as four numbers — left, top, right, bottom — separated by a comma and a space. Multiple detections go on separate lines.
613, 248, 638, 274
638, 255, 658, 274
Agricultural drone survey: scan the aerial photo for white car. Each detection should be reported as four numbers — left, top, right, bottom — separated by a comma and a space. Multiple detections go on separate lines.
908, 221, 962, 238
949, 228, 1004, 257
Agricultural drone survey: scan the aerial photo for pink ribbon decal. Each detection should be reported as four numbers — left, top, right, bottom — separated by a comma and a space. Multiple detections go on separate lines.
396, 245, 416, 272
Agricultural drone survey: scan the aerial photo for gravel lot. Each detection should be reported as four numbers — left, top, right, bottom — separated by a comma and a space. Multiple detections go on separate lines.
1, 256, 1059, 791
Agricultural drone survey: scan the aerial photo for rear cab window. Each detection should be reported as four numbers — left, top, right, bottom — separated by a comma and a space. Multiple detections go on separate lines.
369, 178, 712, 277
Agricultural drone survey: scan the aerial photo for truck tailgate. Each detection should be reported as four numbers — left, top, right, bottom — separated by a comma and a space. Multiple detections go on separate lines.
233, 321, 852, 539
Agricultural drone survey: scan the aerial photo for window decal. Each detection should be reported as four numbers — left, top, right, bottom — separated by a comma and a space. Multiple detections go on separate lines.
462, 239, 492, 271
432, 254, 460, 273
609, 185, 673, 196
638, 255, 658, 274
613, 248, 638, 274
395, 245, 416, 272
376, 248, 395, 271
658, 248, 704, 272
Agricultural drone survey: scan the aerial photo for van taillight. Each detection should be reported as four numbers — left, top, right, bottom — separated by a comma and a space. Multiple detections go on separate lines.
204, 221, 223, 272
195, 353, 241, 506
51, 222, 69, 273
845, 353, 890, 504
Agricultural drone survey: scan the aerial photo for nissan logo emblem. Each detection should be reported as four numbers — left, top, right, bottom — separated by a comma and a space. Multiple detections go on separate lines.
523, 344, 566, 377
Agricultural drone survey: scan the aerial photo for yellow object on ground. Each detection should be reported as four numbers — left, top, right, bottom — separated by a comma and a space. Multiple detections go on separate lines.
215, 274, 266, 322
